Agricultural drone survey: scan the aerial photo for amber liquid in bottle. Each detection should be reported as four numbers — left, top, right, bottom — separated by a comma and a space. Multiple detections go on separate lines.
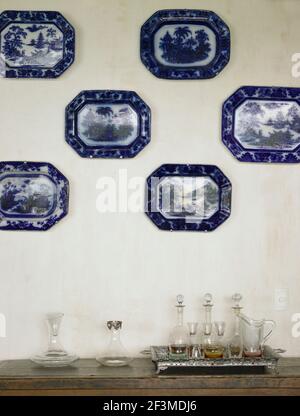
169, 345, 188, 356
204, 345, 224, 359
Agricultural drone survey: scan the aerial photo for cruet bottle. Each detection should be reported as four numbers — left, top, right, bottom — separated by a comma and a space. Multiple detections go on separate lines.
169, 295, 189, 359
97, 321, 132, 367
228, 293, 243, 358
202, 294, 225, 359
31, 313, 78, 367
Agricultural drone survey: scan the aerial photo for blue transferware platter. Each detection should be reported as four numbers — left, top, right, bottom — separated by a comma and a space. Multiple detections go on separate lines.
146, 164, 231, 231
0, 10, 75, 78
0, 162, 69, 231
222, 86, 300, 163
65, 90, 151, 158
140, 9, 230, 80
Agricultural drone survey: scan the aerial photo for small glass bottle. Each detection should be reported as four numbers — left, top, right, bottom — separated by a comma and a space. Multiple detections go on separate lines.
97, 321, 132, 367
228, 293, 243, 358
169, 295, 189, 359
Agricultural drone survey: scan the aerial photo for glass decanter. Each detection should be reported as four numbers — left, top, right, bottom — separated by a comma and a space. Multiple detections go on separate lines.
97, 321, 132, 367
169, 295, 189, 359
228, 293, 243, 358
31, 313, 78, 367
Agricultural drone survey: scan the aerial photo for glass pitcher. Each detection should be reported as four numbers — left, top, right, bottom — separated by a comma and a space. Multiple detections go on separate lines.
239, 313, 276, 357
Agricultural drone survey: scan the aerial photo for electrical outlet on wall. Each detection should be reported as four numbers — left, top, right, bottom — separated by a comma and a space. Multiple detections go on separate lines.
274, 288, 289, 311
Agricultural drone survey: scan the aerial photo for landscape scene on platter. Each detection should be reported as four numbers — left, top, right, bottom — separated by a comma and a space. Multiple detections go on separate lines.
156, 24, 215, 65
0, 23, 63, 67
235, 100, 300, 150
78, 104, 138, 146
0, 176, 56, 217
159, 177, 219, 220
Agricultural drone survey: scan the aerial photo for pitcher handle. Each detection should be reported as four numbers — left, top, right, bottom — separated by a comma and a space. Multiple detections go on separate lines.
263, 320, 276, 344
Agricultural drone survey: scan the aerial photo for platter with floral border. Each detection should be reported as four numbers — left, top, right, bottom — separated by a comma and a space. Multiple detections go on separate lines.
65, 90, 151, 158
0, 10, 75, 78
0, 162, 69, 231
222, 86, 300, 163
140, 9, 230, 80
146, 164, 231, 231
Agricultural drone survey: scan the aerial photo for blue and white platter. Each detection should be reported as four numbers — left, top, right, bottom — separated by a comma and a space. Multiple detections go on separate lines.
222, 86, 300, 163
140, 9, 230, 80
0, 162, 69, 231
0, 10, 75, 78
65, 90, 151, 158
146, 164, 231, 231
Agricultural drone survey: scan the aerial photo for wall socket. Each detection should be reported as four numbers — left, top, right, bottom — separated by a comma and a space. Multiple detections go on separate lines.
274, 288, 289, 311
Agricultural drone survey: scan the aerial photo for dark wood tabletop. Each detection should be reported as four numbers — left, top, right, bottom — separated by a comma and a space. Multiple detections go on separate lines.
0, 357, 300, 396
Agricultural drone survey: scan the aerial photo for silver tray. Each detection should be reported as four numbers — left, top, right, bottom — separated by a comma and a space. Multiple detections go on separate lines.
151, 346, 283, 374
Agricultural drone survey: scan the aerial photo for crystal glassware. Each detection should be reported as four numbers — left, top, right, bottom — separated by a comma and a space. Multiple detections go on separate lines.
191, 345, 202, 359
204, 321, 226, 359
31, 313, 78, 367
97, 321, 132, 367
187, 322, 199, 358
203, 293, 213, 335
240, 314, 276, 358
169, 295, 189, 359
228, 293, 243, 358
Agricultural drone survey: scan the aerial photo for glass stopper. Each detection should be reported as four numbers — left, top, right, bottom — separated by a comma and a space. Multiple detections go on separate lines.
176, 294, 184, 305
232, 293, 242, 307
107, 320, 122, 330
203, 293, 213, 306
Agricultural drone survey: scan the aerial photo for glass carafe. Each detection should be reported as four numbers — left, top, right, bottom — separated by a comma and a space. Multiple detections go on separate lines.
239, 313, 276, 357
31, 313, 78, 367
97, 321, 132, 367
169, 295, 189, 359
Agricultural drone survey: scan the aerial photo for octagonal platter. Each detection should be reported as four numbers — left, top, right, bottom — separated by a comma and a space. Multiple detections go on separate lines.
0, 162, 69, 230
0, 10, 75, 78
146, 164, 231, 231
222, 86, 300, 163
65, 90, 151, 158
140, 9, 230, 80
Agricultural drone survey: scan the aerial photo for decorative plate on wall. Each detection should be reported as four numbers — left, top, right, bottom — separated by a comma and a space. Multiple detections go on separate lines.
222, 86, 300, 163
140, 9, 230, 80
65, 90, 151, 158
0, 162, 69, 231
146, 164, 231, 231
0, 10, 75, 78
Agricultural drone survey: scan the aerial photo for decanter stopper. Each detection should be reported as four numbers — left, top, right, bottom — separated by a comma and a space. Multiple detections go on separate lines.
107, 320, 122, 330
177, 294, 184, 306
232, 293, 243, 313
203, 293, 213, 306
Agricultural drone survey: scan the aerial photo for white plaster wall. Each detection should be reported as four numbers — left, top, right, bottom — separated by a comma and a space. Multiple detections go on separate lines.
0, 0, 300, 359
